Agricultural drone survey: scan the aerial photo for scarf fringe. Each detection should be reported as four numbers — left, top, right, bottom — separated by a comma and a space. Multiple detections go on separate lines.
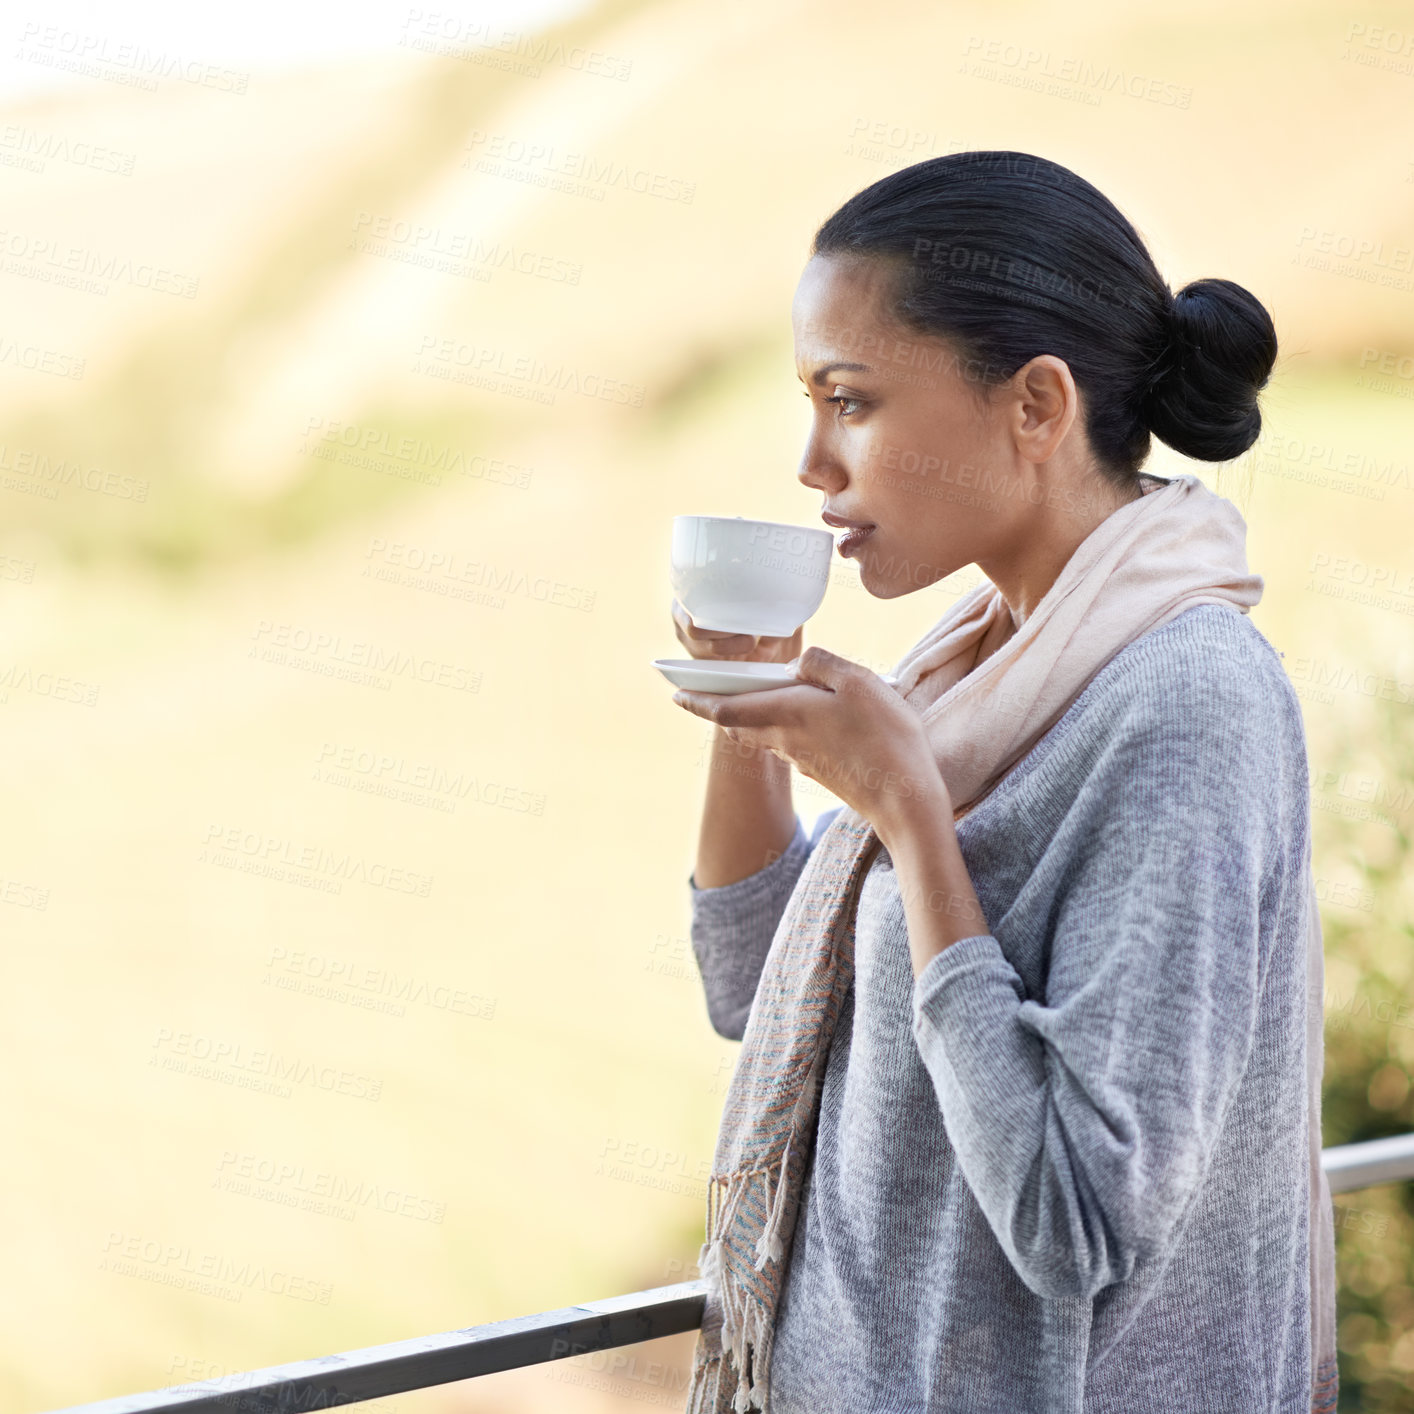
687, 1042, 830, 1412
755, 1132, 793, 1267
686, 1168, 780, 1411
685, 1343, 721, 1414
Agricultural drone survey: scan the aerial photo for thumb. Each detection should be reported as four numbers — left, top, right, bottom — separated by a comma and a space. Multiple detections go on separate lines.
791, 645, 858, 690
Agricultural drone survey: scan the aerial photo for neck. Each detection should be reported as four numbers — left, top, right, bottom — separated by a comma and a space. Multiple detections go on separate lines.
983, 471, 1165, 631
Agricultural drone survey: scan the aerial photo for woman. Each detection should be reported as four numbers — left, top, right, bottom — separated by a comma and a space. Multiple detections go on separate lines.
668, 152, 1336, 1414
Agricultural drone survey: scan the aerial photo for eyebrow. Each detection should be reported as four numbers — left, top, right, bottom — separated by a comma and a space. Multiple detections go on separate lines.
799, 360, 874, 386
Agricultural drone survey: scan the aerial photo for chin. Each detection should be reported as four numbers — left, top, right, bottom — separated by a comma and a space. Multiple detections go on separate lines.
860, 570, 910, 600
855, 560, 911, 600
854, 538, 942, 600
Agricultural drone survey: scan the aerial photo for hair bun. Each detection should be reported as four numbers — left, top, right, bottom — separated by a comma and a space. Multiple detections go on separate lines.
1141, 277, 1278, 463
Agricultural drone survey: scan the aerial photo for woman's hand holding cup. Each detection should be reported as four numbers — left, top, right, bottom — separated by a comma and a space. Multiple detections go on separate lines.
671, 597, 803, 666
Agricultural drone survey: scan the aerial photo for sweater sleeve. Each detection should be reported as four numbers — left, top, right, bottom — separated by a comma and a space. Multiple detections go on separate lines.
690, 806, 843, 1040
910, 655, 1284, 1302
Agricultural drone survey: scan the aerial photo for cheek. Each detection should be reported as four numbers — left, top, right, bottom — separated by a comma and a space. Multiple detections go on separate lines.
862, 420, 955, 495
862, 442, 950, 524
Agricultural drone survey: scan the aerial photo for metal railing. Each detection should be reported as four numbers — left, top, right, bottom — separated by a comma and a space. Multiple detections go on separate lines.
46, 1133, 1414, 1414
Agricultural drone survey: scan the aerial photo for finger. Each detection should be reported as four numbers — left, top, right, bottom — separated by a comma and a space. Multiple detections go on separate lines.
672, 599, 745, 645
670, 689, 722, 720
680, 621, 761, 657
671, 688, 758, 724
671, 691, 768, 737
694, 686, 811, 734
672, 693, 791, 759
695, 646, 756, 667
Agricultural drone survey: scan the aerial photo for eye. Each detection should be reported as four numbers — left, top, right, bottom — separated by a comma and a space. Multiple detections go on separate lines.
801, 390, 864, 418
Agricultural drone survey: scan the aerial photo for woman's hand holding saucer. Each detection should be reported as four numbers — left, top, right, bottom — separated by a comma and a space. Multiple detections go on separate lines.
669, 644, 947, 834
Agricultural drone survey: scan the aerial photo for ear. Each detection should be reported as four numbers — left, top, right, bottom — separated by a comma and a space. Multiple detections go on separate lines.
1012, 354, 1080, 463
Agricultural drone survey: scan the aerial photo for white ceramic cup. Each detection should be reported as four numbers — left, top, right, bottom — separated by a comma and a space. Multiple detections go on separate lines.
670, 515, 834, 637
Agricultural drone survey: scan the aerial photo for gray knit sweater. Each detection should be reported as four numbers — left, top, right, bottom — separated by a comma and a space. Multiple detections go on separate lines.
688, 603, 1319, 1413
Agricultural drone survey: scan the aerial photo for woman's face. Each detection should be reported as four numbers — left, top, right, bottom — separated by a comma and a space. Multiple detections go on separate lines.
791, 252, 1098, 602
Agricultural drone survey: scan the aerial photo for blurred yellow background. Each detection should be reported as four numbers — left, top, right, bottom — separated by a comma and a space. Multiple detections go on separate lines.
2, 1, 1412, 1410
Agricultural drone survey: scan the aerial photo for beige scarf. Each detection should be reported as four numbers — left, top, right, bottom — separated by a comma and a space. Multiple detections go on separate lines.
685, 471, 1337, 1412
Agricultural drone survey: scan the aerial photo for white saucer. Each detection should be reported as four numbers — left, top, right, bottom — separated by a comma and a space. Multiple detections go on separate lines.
652, 658, 799, 695
653, 658, 901, 695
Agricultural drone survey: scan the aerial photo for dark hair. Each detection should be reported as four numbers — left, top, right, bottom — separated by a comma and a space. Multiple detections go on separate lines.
810, 150, 1278, 486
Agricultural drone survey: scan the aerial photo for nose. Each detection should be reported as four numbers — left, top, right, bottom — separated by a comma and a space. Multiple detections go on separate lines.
796, 417, 846, 497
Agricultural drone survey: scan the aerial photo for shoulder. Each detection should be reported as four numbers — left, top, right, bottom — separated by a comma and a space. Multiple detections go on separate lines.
1015, 604, 1307, 800
1096, 602, 1300, 733
966, 605, 1311, 883
1067, 603, 1307, 799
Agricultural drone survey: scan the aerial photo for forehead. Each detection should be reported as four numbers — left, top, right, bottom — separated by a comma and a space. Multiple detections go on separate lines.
792, 254, 901, 366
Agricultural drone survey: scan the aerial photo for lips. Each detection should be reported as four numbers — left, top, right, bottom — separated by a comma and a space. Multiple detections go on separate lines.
821, 509, 876, 559
835, 525, 875, 559
821, 509, 874, 531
